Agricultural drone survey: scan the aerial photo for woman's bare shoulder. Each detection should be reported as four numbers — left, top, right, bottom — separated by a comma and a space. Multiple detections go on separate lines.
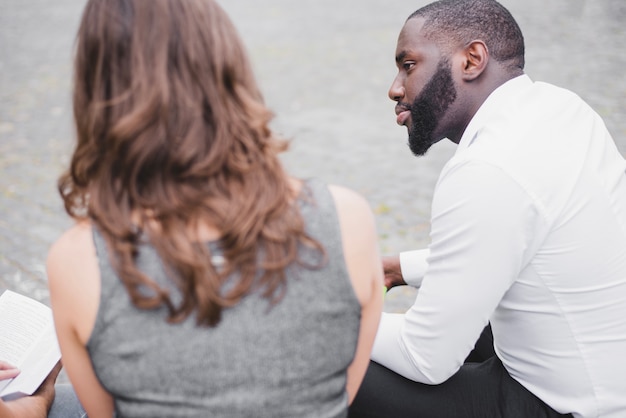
47, 221, 97, 285
48, 221, 94, 264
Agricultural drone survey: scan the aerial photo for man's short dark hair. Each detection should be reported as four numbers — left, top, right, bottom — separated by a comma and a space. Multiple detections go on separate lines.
409, 0, 525, 70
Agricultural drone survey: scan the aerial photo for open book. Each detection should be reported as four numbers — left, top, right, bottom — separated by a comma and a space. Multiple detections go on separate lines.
0, 290, 61, 400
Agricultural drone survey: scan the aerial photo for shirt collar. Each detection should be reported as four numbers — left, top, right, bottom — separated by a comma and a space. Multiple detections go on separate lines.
455, 74, 532, 154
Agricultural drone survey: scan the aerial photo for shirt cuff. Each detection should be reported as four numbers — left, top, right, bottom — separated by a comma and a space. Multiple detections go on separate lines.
399, 249, 429, 288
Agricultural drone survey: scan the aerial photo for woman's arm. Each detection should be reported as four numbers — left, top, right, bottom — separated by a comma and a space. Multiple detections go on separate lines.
47, 222, 115, 418
329, 184, 384, 404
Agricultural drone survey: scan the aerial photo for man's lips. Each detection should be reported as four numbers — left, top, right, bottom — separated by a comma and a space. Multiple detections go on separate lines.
395, 104, 411, 126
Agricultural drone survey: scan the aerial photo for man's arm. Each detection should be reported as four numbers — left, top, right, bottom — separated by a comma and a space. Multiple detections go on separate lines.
372, 161, 546, 383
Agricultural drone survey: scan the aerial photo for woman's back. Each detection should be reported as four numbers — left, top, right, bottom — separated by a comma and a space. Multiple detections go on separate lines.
88, 179, 360, 417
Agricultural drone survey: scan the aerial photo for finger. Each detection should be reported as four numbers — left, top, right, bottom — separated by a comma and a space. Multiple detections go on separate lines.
0, 368, 20, 381
0, 360, 17, 369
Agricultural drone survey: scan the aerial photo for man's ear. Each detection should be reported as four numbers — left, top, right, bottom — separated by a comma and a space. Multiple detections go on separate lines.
461, 40, 488, 81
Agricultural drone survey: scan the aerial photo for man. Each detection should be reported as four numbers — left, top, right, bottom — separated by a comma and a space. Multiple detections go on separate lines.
349, 0, 626, 417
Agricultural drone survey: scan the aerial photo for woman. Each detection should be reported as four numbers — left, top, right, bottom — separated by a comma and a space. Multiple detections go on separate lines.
46, 0, 382, 417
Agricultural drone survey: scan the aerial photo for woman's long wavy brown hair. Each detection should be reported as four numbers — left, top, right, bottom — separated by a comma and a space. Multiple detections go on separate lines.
60, 0, 324, 326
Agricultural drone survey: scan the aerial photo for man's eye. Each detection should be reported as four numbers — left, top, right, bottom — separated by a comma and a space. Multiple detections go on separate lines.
403, 62, 415, 71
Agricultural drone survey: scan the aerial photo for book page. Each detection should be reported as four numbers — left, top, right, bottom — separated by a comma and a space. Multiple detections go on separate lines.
0, 290, 61, 398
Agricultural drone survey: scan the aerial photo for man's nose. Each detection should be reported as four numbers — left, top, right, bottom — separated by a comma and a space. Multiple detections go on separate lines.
388, 76, 405, 102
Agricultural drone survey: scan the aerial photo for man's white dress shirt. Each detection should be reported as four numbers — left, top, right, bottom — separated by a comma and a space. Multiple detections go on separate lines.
373, 75, 626, 418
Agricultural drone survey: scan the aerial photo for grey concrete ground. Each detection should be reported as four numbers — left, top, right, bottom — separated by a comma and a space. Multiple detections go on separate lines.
1, 0, 625, 317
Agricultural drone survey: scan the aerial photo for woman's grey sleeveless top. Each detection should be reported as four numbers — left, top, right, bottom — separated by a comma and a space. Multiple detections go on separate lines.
87, 178, 362, 418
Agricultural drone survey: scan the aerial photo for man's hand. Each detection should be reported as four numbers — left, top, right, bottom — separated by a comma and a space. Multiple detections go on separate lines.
382, 255, 407, 290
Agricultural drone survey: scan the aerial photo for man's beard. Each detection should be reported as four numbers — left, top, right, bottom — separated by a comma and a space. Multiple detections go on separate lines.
407, 58, 457, 156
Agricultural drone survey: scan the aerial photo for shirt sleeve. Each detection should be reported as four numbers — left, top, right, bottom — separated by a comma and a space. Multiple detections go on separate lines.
372, 159, 545, 384
399, 249, 430, 288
